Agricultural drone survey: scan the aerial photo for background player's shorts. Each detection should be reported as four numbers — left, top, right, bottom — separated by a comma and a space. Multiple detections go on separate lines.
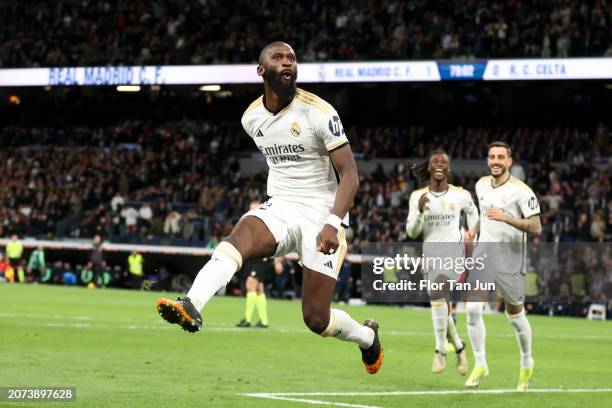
422, 242, 466, 284
240, 197, 347, 279
470, 241, 527, 304
241, 258, 275, 283
494, 272, 525, 305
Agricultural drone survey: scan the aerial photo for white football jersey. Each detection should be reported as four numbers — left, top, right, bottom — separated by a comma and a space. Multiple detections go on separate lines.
475, 175, 540, 243
241, 88, 349, 207
406, 184, 478, 242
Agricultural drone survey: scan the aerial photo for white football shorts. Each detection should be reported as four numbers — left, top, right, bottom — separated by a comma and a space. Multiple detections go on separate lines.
240, 197, 348, 279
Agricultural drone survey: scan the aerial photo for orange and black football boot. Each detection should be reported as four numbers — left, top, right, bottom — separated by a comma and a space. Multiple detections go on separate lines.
156, 297, 202, 333
360, 319, 384, 374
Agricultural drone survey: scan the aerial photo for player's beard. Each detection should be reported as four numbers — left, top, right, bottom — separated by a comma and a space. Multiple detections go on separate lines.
264, 69, 297, 101
490, 164, 508, 177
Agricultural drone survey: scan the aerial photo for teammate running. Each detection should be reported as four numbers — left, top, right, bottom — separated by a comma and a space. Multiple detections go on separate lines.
406, 150, 476, 376
156, 42, 383, 374
464, 141, 541, 390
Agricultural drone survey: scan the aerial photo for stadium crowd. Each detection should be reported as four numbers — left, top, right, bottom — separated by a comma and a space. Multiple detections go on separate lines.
0, 121, 609, 247
1, 0, 610, 67
0, 119, 610, 315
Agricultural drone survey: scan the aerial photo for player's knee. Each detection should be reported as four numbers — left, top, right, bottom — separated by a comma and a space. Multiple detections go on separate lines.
505, 302, 523, 316
466, 302, 484, 324
209, 241, 244, 272
224, 234, 249, 259
302, 308, 329, 334
245, 276, 257, 291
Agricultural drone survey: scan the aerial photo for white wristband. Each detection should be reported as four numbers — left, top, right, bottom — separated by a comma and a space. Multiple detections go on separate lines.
326, 214, 343, 230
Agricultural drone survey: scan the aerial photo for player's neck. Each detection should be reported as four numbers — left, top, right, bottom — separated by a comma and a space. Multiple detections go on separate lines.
263, 85, 296, 114
429, 179, 448, 193
491, 172, 511, 187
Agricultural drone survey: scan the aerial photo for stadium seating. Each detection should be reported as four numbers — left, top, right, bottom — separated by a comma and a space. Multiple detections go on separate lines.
0, 0, 610, 67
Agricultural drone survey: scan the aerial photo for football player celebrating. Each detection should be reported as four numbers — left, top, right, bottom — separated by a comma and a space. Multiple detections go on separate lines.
464, 141, 541, 390
157, 42, 383, 374
407, 150, 477, 376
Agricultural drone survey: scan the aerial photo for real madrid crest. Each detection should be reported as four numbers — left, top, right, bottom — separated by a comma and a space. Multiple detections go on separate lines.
449, 202, 456, 211
290, 122, 301, 137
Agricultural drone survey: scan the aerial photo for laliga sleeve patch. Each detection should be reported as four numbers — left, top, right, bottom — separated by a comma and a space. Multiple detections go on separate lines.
528, 196, 539, 210
328, 115, 345, 137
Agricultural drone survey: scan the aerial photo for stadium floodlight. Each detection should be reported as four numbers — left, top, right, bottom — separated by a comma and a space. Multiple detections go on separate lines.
199, 84, 221, 91
116, 85, 141, 92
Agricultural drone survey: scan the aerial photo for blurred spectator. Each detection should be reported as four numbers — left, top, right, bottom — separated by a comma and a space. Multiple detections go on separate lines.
0, 253, 12, 282
88, 235, 105, 287
6, 234, 23, 276
125, 250, 144, 289
273, 257, 295, 299
204, 233, 220, 249
543, 187, 562, 212
111, 192, 125, 212
80, 265, 95, 286
62, 262, 77, 286
510, 158, 526, 181
163, 211, 182, 236
26, 245, 45, 282
139, 203, 153, 229
591, 212, 606, 242
334, 259, 353, 303
121, 205, 139, 234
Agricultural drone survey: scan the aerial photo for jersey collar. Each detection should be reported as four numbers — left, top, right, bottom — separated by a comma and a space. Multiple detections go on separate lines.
262, 91, 296, 116
428, 186, 449, 197
490, 174, 511, 189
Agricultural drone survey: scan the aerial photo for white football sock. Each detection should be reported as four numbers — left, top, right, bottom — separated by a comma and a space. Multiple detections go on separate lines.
447, 314, 464, 349
507, 309, 533, 369
466, 302, 487, 368
321, 309, 374, 349
430, 300, 448, 352
187, 242, 242, 311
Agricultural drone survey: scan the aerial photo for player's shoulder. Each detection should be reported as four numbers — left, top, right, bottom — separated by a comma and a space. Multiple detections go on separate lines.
448, 184, 465, 193
475, 176, 491, 189
509, 176, 535, 194
240, 95, 264, 133
410, 186, 428, 199
476, 176, 491, 185
449, 184, 472, 198
295, 88, 336, 116
241, 95, 264, 120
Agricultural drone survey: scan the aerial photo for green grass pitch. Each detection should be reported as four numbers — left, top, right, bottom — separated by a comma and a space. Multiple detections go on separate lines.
1, 284, 611, 407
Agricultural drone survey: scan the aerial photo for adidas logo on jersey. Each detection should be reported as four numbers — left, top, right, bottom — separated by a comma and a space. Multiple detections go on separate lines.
324, 260, 334, 269
255, 129, 264, 138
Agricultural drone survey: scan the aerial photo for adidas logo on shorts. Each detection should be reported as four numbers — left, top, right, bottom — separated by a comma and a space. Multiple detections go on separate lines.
324, 260, 334, 269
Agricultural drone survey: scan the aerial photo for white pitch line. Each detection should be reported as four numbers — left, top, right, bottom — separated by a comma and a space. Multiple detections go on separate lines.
243, 394, 379, 408
247, 388, 612, 397
240, 389, 612, 408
